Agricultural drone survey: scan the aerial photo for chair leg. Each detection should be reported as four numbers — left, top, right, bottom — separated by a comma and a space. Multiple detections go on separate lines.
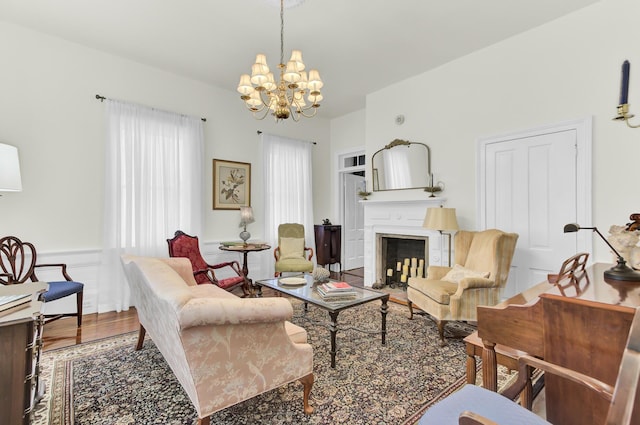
407, 300, 414, 320
437, 320, 447, 346
135, 325, 146, 351
197, 416, 210, 425
299, 373, 314, 415
76, 291, 83, 327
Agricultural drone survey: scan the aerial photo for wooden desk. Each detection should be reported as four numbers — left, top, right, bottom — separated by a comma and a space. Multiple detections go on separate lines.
0, 282, 47, 425
477, 263, 639, 425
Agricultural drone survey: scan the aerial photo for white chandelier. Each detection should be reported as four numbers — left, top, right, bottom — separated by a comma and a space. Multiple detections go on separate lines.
237, 0, 323, 121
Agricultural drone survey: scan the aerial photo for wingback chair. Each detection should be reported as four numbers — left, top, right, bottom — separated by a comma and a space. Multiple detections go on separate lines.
407, 229, 518, 345
274, 223, 314, 277
167, 230, 248, 295
0, 235, 84, 327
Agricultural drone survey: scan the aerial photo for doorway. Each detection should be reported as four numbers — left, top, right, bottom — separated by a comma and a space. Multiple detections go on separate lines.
477, 117, 592, 299
338, 149, 366, 271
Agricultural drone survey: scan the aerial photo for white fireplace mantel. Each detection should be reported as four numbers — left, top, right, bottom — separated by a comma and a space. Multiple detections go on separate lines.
362, 197, 446, 286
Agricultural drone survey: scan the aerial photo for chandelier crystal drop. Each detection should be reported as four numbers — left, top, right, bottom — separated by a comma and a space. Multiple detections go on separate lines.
237, 0, 323, 122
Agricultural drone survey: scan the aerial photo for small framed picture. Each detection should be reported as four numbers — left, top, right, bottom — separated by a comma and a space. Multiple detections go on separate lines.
213, 159, 251, 210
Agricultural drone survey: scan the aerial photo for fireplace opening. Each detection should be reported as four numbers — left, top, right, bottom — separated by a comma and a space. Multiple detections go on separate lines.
375, 233, 429, 288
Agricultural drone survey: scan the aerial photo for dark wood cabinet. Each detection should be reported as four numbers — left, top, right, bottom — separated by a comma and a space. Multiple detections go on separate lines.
0, 283, 46, 425
314, 225, 341, 271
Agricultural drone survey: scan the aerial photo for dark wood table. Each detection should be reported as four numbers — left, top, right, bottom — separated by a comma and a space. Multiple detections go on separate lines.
219, 243, 271, 291
256, 275, 389, 368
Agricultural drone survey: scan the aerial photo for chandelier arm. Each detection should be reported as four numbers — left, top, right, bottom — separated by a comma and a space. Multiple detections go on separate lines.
294, 107, 319, 119
252, 105, 272, 121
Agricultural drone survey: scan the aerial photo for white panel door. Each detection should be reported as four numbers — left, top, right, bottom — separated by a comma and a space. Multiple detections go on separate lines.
343, 173, 365, 270
483, 129, 578, 298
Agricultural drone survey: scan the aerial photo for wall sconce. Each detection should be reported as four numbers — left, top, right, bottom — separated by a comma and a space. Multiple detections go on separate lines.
0, 143, 23, 194
563, 223, 640, 282
239, 206, 255, 244
613, 60, 640, 128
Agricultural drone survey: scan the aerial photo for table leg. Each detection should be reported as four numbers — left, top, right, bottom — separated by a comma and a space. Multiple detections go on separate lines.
328, 311, 339, 368
380, 297, 388, 345
481, 341, 498, 391
240, 251, 256, 296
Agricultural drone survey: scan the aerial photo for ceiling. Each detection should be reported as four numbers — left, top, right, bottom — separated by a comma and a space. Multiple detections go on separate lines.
0, 0, 601, 119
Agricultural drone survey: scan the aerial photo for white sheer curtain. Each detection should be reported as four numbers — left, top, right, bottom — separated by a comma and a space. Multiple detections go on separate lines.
261, 133, 315, 274
98, 100, 204, 312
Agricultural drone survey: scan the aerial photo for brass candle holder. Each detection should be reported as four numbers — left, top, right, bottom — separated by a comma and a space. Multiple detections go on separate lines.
613, 103, 640, 128
424, 182, 444, 198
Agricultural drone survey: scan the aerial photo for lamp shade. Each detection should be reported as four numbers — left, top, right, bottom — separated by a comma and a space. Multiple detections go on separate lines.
423, 207, 459, 231
0, 143, 22, 192
239, 206, 255, 226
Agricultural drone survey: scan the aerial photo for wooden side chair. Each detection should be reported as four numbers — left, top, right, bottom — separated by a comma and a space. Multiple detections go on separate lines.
0, 235, 83, 327
418, 305, 640, 424
167, 230, 248, 295
273, 223, 314, 277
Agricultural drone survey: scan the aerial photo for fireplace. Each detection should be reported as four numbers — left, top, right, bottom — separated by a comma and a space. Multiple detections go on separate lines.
362, 198, 445, 287
376, 234, 429, 287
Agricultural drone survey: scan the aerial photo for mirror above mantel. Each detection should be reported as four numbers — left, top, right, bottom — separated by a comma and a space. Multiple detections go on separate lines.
371, 139, 431, 191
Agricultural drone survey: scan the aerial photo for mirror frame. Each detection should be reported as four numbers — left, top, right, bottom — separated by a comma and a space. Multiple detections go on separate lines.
371, 139, 432, 191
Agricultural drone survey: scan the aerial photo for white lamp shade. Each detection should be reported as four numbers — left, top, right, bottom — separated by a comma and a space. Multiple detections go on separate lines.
239, 206, 255, 226
0, 143, 22, 192
423, 207, 459, 231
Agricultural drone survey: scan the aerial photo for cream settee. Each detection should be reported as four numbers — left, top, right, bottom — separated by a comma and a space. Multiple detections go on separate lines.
121, 255, 314, 425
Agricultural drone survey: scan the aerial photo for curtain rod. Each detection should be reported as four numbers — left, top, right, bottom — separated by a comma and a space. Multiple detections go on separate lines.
256, 130, 316, 145
95, 94, 207, 122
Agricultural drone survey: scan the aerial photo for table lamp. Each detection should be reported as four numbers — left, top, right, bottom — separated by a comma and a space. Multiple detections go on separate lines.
239, 206, 255, 244
423, 207, 459, 266
0, 143, 22, 194
563, 223, 640, 282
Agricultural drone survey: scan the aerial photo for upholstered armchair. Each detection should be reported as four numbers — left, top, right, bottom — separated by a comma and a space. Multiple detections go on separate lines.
274, 223, 314, 277
407, 229, 518, 345
0, 235, 84, 327
167, 230, 248, 295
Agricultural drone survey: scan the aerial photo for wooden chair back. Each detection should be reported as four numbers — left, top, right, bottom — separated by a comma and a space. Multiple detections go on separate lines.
167, 231, 210, 284
606, 306, 640, 424
0, 235, 37, 284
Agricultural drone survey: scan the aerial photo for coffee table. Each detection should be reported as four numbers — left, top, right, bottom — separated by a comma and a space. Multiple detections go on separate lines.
255, 275, 389, 368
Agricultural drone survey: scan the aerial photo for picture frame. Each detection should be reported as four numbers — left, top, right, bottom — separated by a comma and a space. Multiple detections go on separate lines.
213, 159, 251, 210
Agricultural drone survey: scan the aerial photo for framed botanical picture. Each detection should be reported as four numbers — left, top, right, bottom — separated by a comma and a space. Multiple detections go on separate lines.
213, 159, 251, 210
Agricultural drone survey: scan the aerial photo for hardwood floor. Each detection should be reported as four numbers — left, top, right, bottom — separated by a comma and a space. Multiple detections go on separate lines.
42, 309, 140, 351
42, 269, 365, 351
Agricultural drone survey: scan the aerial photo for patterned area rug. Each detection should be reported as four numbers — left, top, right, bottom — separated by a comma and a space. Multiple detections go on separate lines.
34, 301, 509, 425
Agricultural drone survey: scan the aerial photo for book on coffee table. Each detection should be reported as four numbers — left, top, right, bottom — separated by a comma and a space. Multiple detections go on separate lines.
321, 282, 354, 292
317, 282, 357, 300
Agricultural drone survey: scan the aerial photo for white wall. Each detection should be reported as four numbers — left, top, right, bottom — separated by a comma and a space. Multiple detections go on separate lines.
360, 0, 638, 262
0, 21, 331, 248
0, 21, 330, 313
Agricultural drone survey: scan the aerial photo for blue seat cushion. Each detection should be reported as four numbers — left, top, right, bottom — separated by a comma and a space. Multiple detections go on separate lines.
43, 281, 84, 302
418, 384, 549, 425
